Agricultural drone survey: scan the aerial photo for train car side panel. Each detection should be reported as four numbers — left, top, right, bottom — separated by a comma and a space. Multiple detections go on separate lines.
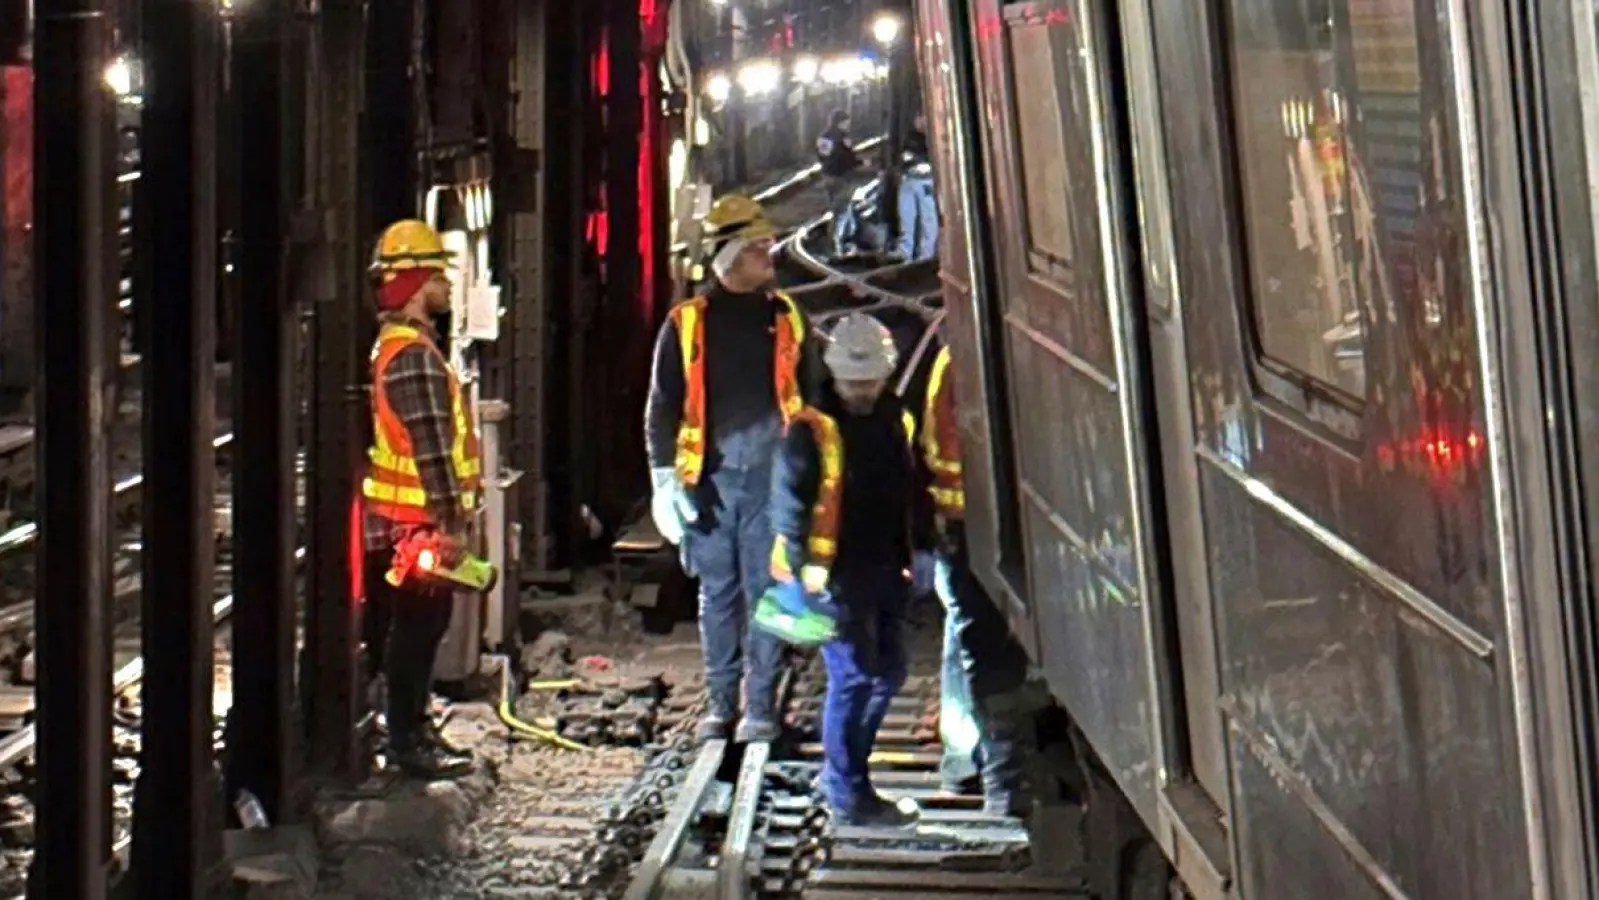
1149, 0, 1531, 894
912, 0, 1030, 633
968, 0, 1163, 818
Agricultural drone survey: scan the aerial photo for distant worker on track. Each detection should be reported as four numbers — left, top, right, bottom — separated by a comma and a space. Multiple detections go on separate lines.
921, 343, 1027, 816
359, 218, 478, 781
895, 112, 938, 262
817, 109, 864, 257
645, 194, 820, 744
765, 312, 920, 828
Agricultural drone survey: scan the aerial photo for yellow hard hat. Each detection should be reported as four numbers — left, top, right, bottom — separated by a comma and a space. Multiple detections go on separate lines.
369, 219, 454, 282
702, 194, 775, 250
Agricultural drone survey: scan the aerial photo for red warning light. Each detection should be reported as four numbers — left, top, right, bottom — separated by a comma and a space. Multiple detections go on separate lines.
418, 548, 437, 571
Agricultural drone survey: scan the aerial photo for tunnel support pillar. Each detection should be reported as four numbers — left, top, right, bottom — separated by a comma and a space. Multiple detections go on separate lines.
131, 0, 224, 893
301, 0, 368, 783
30, 2, 115, 896
226, 0, 299, 825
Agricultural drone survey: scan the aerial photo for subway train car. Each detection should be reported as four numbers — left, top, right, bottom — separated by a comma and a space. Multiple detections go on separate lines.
913, 0, 1599, 897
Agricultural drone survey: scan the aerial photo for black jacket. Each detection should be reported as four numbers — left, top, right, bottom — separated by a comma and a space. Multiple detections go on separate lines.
645, 283, 821, 474
817, 126, 861, 177
770, 388, 914, 574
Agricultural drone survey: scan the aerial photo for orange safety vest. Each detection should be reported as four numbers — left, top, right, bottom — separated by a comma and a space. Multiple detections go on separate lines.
770, 406, 916, 582
362, 322, 483, 524
922, 346, 964, 519
672, 291, 807, 486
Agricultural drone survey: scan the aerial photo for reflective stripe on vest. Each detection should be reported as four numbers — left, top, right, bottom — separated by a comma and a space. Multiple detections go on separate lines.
673, 291, 807, 486
922, 346, 965, 518
770, 406, 917, 582
362, 322, 484, 523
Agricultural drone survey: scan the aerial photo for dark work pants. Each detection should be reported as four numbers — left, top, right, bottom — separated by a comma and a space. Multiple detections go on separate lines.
818, 562, 909, 816
363, 550, 453, 748
684, 463, 783, 722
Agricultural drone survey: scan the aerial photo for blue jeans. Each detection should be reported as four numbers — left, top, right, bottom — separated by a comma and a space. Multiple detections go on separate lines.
683, 464, 783, 722
826, 176, 857, 254
818, 563, 909, 817
895, 175, 938, 260
934, 547, 1023, 805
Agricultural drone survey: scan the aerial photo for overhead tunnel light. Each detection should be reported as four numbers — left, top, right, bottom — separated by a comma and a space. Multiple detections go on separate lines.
104, 55, 135, 98
704, 72, 731, 103
793, 55, 819, 84
736, 59, 782, 97
872, 12, 902, 47
820, 55, 873, 86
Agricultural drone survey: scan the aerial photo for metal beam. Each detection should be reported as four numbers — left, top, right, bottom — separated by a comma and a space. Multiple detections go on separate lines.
31, 1, 114, 896
599, 0, 642, 521
132, 0, 222, 891
499, 0, 552, 571
226, 0, 297, 824
300, 0, 366, 780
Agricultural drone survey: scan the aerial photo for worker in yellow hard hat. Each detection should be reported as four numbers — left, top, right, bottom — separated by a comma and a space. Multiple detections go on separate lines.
358, 218, 478, 779
644, 193, 820, 743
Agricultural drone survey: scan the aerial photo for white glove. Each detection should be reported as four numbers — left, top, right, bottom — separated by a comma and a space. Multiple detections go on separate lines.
650, 467, 696, 544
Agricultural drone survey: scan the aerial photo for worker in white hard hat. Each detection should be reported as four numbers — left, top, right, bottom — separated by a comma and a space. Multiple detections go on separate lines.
757, 311, 920, 828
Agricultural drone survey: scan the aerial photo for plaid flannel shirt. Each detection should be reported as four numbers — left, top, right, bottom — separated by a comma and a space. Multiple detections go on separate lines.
363, 320, 463, 552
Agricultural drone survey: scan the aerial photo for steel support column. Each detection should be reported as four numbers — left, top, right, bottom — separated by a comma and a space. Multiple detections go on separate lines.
131, 0, 222, 892
599, 0, 642, 521
497, 0, 553, 571
363, 0, 413, 238
881, 2, 915, 251
300, 0, 365, 778
31, 2, 114, 896
225, 0, 297, 824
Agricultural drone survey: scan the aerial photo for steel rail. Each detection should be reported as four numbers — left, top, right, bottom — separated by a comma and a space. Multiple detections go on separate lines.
0, 430, 237, 556
670, 135, 887, 256
623, 737, 730, 900
0, 545, 307, 771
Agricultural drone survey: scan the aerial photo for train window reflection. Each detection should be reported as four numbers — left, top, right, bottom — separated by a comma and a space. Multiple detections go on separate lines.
1006, 19, 1075, 272
1220, 0, 1432, 403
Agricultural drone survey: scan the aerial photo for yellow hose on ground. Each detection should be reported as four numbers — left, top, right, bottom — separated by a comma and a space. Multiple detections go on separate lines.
526, 678, 581, 691
488, 655, 590, 752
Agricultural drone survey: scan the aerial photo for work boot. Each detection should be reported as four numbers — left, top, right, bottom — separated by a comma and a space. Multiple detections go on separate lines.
939, 774, 981, 798
734, 717, 780, 744
421, 718, 474, 763
835, 793, 920, 828
696, 710, 732, 742
390, 741, 472, 780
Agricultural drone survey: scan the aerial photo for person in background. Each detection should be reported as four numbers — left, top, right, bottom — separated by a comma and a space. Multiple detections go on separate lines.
817, 109, 865, 257
360, 218, 479, 780
920, 341, 1027, 817
895, 112, 938, 261
645, 194, 820, 744
767, 312, 920, 827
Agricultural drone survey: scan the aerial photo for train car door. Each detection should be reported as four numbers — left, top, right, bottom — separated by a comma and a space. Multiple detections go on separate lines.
1144, 0, 1594, 895
911, 0, 1035, 643
964, 0, 1183, 863
1108, 0, 1237, 893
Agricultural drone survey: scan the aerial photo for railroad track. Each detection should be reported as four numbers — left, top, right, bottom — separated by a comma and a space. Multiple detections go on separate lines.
0, 436, 289, 895
0, 429, 240, 726
609, 641, 1085, 900
592, 180, 1073, 898
0, 539, 308, 896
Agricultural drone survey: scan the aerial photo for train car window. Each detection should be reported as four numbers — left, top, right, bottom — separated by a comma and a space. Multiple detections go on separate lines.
1004, 13, 1076, 279
1220, 0, 1419, 410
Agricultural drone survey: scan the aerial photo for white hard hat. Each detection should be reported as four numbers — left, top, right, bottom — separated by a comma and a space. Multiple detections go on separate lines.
823, 313, 898, 381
